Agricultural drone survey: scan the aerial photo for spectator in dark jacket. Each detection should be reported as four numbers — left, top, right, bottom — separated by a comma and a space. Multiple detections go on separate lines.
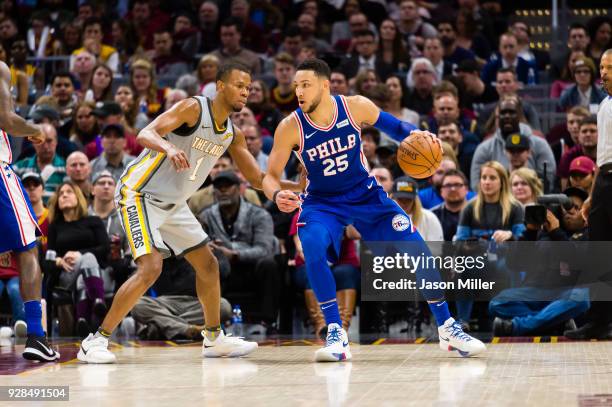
481, 32, 537, 86
197, 171, 280, 328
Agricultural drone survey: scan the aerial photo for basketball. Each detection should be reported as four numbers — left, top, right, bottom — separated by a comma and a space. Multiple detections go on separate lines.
397, 132, 443, 179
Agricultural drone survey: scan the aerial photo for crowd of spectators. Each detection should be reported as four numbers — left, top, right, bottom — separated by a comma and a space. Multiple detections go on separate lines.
1, 0, 611, 340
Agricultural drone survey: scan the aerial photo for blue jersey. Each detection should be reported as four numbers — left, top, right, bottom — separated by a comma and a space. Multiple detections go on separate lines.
293, 95, 370, 196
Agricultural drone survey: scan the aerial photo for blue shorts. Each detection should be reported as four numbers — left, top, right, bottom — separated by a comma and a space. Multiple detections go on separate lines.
297, 176, 421, 263
0, 163, 39, 253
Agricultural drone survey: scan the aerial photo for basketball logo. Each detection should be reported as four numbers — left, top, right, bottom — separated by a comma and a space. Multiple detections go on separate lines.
392, 214, 411, 232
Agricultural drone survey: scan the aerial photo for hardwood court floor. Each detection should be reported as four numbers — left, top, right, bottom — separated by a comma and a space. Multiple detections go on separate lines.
2, 338, 612, 407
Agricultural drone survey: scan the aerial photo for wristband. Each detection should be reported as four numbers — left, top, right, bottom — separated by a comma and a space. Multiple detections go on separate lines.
272, 189, 281, 203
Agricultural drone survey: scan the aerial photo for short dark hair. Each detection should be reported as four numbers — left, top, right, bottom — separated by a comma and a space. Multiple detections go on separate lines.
51, 71, 75, 85
361, 126, 380, 145
296, 58, 331, 79
569, 22, 588, 34
439, 121, 462, 134
83, 17, 102, 31
284, 24, 301, 39
579, 115, 598, 129
436, 19, 456, 32
496, 67, 517, 78
221, 16, 243, 32
216, 62, 251, 82
441, 169, 468, 186
353, 29, 375, 39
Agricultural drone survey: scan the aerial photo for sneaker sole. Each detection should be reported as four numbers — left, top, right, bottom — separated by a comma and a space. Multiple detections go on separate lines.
77, 348, 117, 364
439, 341, 486, 357
23, 347, 60, 362
202, 343, 259, 358
315, 349, 352, 362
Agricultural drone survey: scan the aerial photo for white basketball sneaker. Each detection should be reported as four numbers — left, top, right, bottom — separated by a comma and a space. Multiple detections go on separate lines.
315, 323, 352, 362
78, 333, 117, 364
202, 330, 258, 358
438, 318, 486, 357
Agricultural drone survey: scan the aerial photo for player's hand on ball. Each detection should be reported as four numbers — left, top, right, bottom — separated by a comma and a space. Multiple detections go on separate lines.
167, 145, 190, 171
275, 190, 301, 212
411, 129, 440, 148
27, 126, 44, 145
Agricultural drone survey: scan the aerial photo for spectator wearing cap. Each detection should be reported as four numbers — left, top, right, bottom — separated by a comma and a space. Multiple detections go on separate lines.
431, 169, 470, 241
197, 170, 280, 329
471, 97, 556, 192
455, 59, 498, 112
70, 17, 119, 73
90, 124, 136, 181
89, 171, 134, 291
188, 153, 261, 215
558, 56, 606, 113
391, 176, 443, 241
549, 23, 591, 81
558, 116, 598, 190
21, 172, 49, 254
85, 101, 143, 160
14, 124, 66, 204
482, 32, 538, 87
568, 156, 596, 192
65, 151, 92, 199
504, 132, 532, 173
375, 143, 403, 179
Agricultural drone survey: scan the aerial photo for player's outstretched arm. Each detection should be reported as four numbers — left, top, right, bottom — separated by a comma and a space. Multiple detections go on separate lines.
228, 126, 266, 189
228, 126, 305, 192
137, 98, 200, 171
0, 61, 42, 143
345, 95, 436, 144
263, 115, 301, 213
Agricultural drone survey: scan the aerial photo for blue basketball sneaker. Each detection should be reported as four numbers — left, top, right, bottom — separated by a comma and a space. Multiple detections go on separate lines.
438, 318, 486, 357
315, 323, 352, 362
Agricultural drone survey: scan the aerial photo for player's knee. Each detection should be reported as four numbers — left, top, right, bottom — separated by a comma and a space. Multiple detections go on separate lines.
78, 252, 99, 270
136, 257, 163, 286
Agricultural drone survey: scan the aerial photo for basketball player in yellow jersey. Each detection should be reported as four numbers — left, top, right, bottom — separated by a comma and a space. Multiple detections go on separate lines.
79, 63, 303, 363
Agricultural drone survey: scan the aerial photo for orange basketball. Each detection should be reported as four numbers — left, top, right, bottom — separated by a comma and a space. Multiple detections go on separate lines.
397, 132, 443, 179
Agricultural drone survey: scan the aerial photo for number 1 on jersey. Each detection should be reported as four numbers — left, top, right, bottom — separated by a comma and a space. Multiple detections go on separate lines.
189, 157, 204, 181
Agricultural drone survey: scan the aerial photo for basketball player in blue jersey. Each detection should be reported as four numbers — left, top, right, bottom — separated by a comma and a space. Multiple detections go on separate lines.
263, 59, 486, 362
0, 61, 60, 361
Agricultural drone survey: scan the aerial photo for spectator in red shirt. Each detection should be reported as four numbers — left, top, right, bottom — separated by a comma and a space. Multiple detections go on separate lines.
558, 116, 598, 190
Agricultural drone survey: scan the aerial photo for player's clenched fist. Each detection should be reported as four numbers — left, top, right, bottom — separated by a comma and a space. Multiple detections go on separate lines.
27, 125, 45, 145
274, 190, 301, 212
166, 145, 190, 171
